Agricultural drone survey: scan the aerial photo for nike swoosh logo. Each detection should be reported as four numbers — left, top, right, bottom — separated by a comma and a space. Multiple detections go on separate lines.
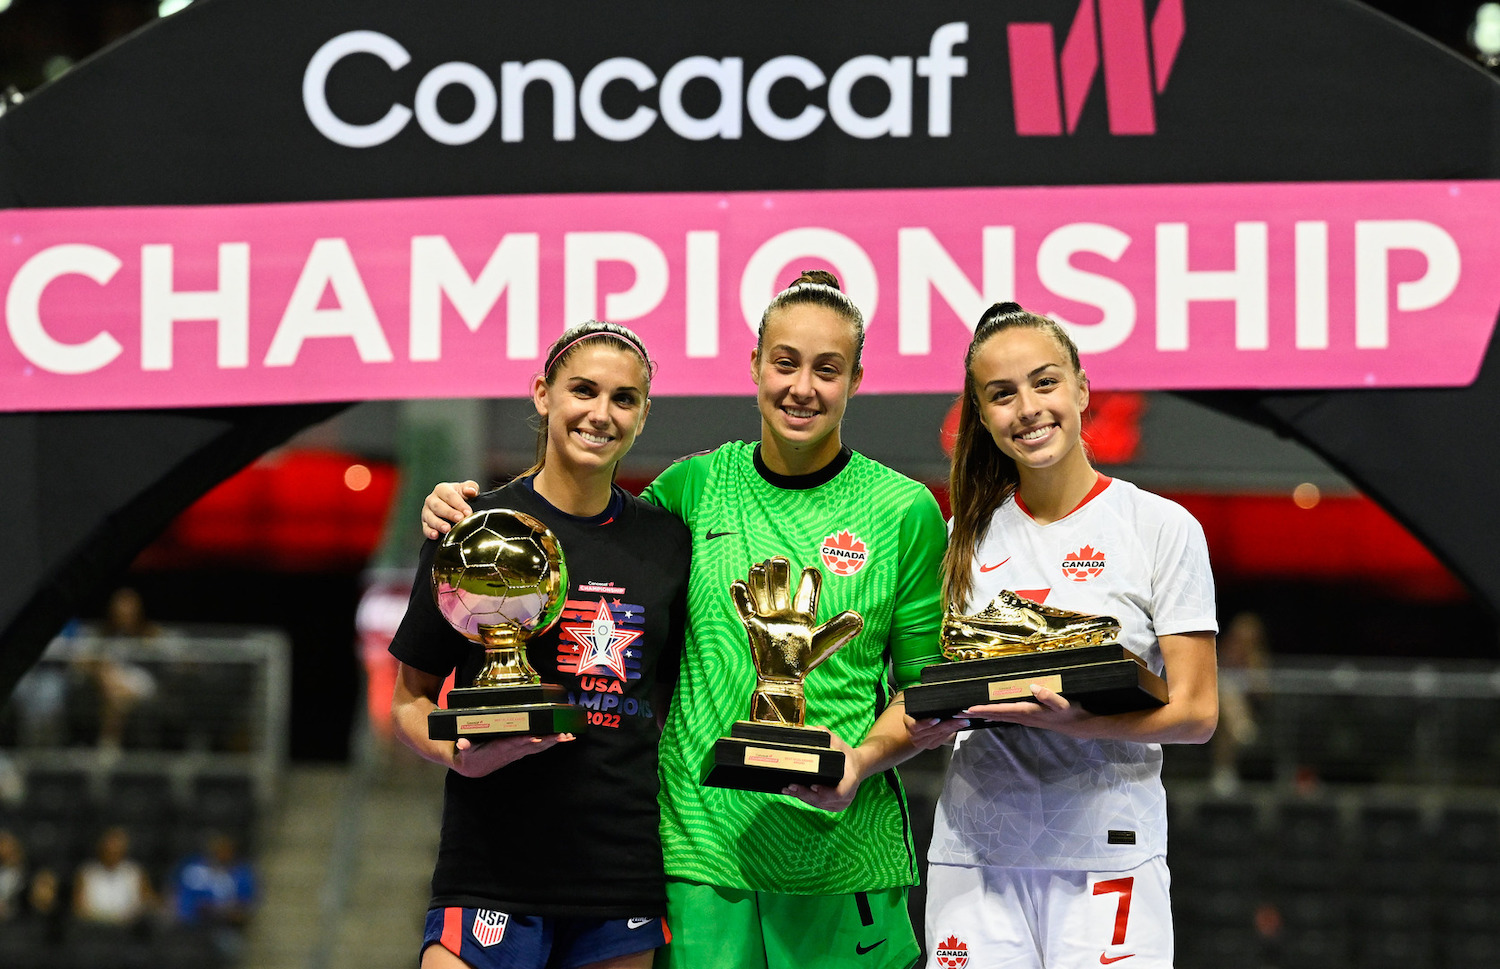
627, 917, 652, 930
1099, 954, 1136, 964
855, 940, 886, 955
979, 557, 1011, 573
705, 530, 734, 540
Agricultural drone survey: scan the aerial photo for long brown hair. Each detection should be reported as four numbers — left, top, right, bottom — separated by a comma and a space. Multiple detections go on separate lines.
521, 320, 654, 480
942, 302, 1087, 608
755, 269, 866, 369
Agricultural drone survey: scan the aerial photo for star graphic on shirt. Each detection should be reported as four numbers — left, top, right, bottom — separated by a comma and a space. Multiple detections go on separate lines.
561, 599, 641, 681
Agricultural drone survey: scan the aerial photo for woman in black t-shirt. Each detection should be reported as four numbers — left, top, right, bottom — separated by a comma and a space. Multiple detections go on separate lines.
389, 321, 690, 969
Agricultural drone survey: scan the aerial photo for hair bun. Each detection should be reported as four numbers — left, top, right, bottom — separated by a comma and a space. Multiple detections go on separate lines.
795, 269, 842, 291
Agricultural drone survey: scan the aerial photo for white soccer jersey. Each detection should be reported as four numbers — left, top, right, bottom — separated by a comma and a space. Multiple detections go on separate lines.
928, 476, 1218, 872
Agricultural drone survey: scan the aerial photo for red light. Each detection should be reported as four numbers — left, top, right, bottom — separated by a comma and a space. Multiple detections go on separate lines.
345, 464, 372, 491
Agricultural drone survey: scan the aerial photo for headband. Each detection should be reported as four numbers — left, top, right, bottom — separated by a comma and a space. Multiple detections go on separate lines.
544, 330, 650, 377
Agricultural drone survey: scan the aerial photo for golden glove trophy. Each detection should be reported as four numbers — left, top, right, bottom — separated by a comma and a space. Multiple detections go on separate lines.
702, 557, 864, 793
427, 508, 588, 741
903, 590, 1167, 722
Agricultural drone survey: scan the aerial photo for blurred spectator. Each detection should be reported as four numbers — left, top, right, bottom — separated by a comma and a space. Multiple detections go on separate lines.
170, 831, 257, 959
0, 750, 22, 807
73, 825, 156, 926
85, 588, 163, 749
1211, 611, 1272, 795
0, 828, 64, 939
8, 622, 77, 747
171, 830, 256, 924
98, 587, 161, 641
356, 569, 412, 743
0, 828, 25, 920
26, 865, 66, 944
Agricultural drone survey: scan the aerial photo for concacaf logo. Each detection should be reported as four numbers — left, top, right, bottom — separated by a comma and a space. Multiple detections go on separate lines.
934, 934, 970, 969
820, 530, 869, 576
1061, 543, 1106, 581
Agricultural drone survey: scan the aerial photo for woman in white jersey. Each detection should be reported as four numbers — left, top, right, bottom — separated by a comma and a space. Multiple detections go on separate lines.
908, 302, 1219, 969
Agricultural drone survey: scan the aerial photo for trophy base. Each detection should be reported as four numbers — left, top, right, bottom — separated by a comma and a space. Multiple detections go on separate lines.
904, 644, 1167, 721
701, 721, 846, 794
429, 683, 588, 740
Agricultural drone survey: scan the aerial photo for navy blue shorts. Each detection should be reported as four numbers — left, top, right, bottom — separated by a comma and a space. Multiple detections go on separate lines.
422, 906, 670, 969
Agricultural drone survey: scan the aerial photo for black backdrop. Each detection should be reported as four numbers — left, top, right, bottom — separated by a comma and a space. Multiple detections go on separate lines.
3, 0, 1500, 703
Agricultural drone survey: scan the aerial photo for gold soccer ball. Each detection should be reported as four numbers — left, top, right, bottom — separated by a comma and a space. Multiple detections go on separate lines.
431, 509, 569, 642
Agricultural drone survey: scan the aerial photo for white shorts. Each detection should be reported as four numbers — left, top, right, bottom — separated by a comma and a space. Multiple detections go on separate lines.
924, 858, 1173, 969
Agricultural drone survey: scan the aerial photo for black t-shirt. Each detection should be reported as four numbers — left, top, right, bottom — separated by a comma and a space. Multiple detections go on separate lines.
389, 478, 691, 917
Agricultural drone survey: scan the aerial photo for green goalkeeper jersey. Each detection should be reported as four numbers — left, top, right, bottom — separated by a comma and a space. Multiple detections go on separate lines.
641, 441, 947, 894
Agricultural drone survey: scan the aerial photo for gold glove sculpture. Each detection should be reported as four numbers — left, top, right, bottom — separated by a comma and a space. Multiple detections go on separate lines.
731, 556, 864, 726
703, 556, 864, 792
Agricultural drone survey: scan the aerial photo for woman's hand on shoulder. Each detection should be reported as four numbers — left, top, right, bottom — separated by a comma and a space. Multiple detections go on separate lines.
449, 733, 574, 777
421, 480, 480, 540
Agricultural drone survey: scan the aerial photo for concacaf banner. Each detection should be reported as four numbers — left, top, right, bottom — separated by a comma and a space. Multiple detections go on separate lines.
5, 0, 1500, 410
4, 179, 1494, 410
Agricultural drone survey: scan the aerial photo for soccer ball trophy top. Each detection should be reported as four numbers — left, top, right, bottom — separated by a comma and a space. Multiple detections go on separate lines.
432, 508, 568, 686
428, 508, 587, 740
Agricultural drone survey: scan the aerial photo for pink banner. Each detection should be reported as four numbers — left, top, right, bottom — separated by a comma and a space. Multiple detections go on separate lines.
2, 180, 1496, 411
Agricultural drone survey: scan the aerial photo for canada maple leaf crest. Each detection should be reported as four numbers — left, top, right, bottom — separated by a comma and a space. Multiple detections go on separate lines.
1061, 543, 1106, 582
934, 934, 970, 969
820, 529, 869, 576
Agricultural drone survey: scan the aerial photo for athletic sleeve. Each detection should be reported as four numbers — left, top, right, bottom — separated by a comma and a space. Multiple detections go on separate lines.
1149, 502, 1219, 637
639, 451, 710, 521
888, 484, 948, 689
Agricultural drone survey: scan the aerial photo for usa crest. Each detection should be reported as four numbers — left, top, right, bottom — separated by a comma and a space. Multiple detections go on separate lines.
471, 909, 509, 947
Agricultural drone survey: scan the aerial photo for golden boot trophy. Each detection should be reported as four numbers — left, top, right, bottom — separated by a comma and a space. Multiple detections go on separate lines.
904, 590, 1167, 722
701, 556, 863, 793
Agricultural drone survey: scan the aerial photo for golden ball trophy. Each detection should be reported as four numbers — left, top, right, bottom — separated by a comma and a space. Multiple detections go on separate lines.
427, 508, 588, 740
702, 557, 863, 793
903, 590, 1167, 722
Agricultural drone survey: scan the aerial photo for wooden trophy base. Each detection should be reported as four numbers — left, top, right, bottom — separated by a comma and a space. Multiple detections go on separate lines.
904, 644, 1168, 722
428, 682, 589, 740
702, 721, 846, 794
